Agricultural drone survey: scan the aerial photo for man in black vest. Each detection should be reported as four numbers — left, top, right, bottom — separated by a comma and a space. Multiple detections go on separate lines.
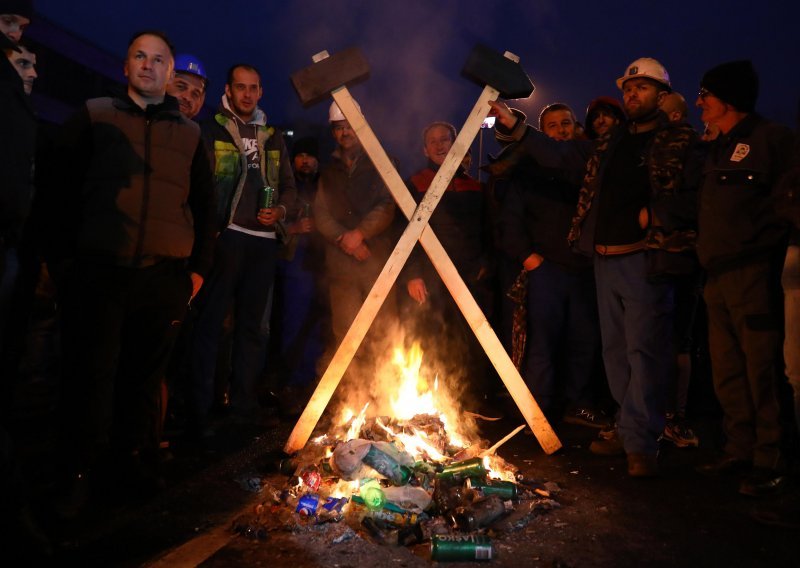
46, 30, 215, 513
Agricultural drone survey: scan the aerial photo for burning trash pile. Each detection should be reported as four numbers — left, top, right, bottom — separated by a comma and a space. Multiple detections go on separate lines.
232, 344, 561, 561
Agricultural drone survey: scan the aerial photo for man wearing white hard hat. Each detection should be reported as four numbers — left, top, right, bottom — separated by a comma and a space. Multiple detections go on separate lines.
489, 57, 702, 477
314, 101, 398, 387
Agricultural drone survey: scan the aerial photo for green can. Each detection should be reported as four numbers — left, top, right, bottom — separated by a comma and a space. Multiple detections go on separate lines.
258, 186, 275, 209
430, 534, 493, 561
465, 477, 518, 500
436, 457, 487, 482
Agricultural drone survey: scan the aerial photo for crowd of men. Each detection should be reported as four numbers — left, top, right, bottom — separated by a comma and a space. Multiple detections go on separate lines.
1, 1, 799, 541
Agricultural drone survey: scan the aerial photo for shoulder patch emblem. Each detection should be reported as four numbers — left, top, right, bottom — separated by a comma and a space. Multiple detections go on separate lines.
730, 143, 750, 162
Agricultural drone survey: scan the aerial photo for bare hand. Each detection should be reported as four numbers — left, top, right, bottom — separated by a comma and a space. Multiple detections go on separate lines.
289, 218, 314, 235
257, 207, 280, 226
638, 207, 649, 230
340, 229, 365, 254
488, 100, 517, 129
523, 253, 544, 272
352, 242, 370, 261
407, 278, 428, 304
189, 272, 203, 301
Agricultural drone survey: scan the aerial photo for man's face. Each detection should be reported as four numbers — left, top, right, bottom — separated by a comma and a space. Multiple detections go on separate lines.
696, 89, 728, 128
0, 14, 29, 43
124, 34, 173, 100
8, 45, 36, 94
423, 125, 454, 166
592, 110, 619, 138
224, 67, 262, 121
167, 72, 206, 119
331, 120, 360, 151
622, 78, 664, 121
541, 109, 576, 141
293, 152, 318, 176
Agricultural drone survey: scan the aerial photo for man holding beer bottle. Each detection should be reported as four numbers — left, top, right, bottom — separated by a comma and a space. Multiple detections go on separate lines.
190, 63, 296, 433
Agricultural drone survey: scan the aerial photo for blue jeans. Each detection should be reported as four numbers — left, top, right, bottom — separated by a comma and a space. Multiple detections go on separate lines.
523, 260, 599, 413
594, 252, 674, 454
783, 244, 800, 436
192, 230, 278, 419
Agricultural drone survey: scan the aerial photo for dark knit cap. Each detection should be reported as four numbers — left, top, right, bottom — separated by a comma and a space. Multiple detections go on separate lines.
701, 60, 759, 113
584, 96, 626, 139
0, 0, 33, 18
292, 136, 319, 159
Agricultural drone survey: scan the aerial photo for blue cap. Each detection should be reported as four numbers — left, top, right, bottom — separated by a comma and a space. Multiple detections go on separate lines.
174, 53, 208, 83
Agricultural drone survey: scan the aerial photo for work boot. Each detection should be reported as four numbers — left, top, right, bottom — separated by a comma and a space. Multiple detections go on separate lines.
738, 468, 789, 497
589, 428, 624, 456
627, 453, 658, 478
696, 454, 752, 477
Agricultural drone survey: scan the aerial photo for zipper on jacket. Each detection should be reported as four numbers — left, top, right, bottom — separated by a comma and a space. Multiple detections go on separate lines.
133, 116, 152, 265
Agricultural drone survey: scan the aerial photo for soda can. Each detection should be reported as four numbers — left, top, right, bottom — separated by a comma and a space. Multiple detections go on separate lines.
430, 534, 493, 561
465, 477, 518, 500
258, 186, 275, 210
436, 457, 487, 482
295, 493, 320, 516
301, 469, 322, 493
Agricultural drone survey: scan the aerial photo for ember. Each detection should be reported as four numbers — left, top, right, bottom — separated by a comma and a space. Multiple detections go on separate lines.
235, 344, 561, 559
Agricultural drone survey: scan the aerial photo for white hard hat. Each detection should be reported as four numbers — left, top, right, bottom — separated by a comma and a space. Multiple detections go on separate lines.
616, 57, 671, 90
328, 100, 361, 123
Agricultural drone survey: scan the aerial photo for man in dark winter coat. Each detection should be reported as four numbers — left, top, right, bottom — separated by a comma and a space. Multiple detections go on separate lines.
694, 60, 795, 497
500, 103, 605, 429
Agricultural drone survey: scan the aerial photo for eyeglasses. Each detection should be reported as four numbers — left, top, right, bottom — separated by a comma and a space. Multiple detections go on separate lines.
698, 87, 714, 100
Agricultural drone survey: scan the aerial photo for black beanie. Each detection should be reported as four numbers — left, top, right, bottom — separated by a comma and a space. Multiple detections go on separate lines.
292, 136, 318, 160
701, 60, 759, 113
0, 0, 34, 19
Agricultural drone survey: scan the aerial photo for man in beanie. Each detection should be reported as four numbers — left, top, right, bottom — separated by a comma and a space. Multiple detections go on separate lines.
490, 57, 702, 477
270, 136, 326, 417
584, 96, 626, 139
694, 60, 795, 497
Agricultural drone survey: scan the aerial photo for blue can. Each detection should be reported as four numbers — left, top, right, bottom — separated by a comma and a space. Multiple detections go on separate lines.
296, 493, 320, 516
322, 496, 349, 513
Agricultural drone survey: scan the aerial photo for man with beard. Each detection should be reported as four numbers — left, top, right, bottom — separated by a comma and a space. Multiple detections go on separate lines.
490, 57, 702, 477
166, 53, 207, 120
314, 102, 397, 398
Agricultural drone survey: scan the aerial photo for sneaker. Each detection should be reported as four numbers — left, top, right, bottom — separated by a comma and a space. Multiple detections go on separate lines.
563, 407, 612, 429
627, 453, 658, 478
661, 418, 699, 448
589, 428, 625, 456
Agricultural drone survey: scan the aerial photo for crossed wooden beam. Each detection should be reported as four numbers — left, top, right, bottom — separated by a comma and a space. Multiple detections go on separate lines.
284, 46, 561, 455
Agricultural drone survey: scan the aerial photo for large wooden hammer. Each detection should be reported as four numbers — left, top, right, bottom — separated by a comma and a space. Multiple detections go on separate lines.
284, 46, 561, 455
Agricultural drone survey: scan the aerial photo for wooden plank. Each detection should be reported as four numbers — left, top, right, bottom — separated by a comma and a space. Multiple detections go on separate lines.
285, 84, 561, 455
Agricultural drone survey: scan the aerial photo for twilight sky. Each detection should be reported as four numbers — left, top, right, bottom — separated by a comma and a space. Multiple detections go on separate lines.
35, 0, 800, 176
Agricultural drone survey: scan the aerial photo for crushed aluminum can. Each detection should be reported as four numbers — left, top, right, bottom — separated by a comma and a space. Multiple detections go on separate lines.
322, 496, 349, 513
296, 493, 320, 516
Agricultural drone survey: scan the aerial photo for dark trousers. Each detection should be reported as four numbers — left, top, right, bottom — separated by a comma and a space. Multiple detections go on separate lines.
191, 229, 277, 420
705, 260, 784, 469
523, 260, 599, 413
60, 259, 191, 470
